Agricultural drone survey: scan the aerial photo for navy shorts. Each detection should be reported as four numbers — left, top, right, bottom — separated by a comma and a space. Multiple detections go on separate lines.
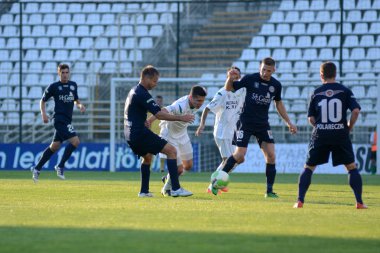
235, 121, 274, 148
53, 121, 77, 142
306, 138, 355, 166
127, 128, 167, 157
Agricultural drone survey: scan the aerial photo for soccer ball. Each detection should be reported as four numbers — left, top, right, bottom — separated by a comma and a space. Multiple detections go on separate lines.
210, 170, 229, 189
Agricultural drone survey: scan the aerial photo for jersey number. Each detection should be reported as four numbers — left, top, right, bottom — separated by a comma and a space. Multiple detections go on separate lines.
318, 98, 342, 123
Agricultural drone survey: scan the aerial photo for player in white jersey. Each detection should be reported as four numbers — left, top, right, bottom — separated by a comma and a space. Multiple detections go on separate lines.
196, 67, 244, 193
148, 86, 207, 196
196, 67, 244, 165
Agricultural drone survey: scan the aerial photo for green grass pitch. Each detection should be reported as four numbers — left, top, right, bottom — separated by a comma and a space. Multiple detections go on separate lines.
0, 171, 379, 253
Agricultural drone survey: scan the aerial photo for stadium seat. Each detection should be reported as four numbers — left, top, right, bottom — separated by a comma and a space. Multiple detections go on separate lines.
293, 61, 308, 71
351, 86, 366, 98
343, 61, 356, 72
360, 99, 373, 112
72, 14, 86, 24
6, 112, 19, 125
353, 23, 368, 34
303, 49, 317, 60
300, 86, 315, 99
78, 86, 89, 99
47, 25, 61, 36
357, 61, 372, 73
29, 62, 43, 72
67, 3, 81, 12
28, 87, 43, 99
25, 74, 39, 85
343, 35, 359, 47
284, 87, 300, 99
111, 3, 126, 13
57, 13, 71, 24
0, 62, 12, 73
327, 35, 340, 47
159, 13, 173, 24
362, 10, 377, 21
369, 23, 380, 34
276, 24, 290, 35
279, 0, 294, 10
246, 61, 258, 73
282, 36, 296, 48
101, 14, 115, 25
51, 37, 64, 49
24, 50, 39, 61
325, 0, 339, 10
259, 24, 275, 35
366, 86, 378, 98
300, 11, 314, 23
28, 14, 42, 25
285, 11, 299, 23
40, 49, 54, 61
279, 61, 292, 73
309, 0, 324, 10
250, 36, 265, 48
287, 49, 302, 60
120, 25, 133, 36
266, 36, 281, 48
323, 23, 337, 35
91, 25, 104, 37
240, 49, 255, 60
139, 37, 153, 49
306, 23, 321, 34
256, 49, 271, 60
82, 3, 97, 13
350, 48, 365, 60
98, 3, 111, 13
366, 48, 380, 60
0, 87, 13, 99
76, 25, 90, 36
346, 10, 361, 22
268, 113, 280, 126
94, 38, 108, 49
362, 113, 377, 126
22, 112, 35, 124
272, 49, 287, 60
87, 14, 101, 25
291, 101, 307, 112
319, 48, 334, 60
6, 38, 19, 49
296, 113, 308, 126
55, 50, 69, 61
291, 23, 306, 34
359, 35, 375, 47
294, 0, 309, 10
40, 74, 55, 84
312, 36, 327, 48
269, 11, 284, 23
297, 36, 311, 48
149, 25, 163, 37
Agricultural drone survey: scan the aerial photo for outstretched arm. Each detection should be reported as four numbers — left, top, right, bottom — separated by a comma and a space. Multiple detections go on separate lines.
154, 110, 194, 123
224, 69, 239, 91
275, 100, 297, 134
195, 107, 210, 136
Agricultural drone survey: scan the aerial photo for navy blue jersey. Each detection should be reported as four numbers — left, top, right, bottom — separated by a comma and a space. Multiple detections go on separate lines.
124, 84, 161, 141
42, 81, 78, 123
308, 82, 361, 143
233, 73, 282, 127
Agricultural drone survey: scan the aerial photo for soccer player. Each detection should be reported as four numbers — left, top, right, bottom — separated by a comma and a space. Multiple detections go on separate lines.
30, 63, 86, 182
211, 57, 297, 197
148, 86, 207, 196
294, 61, 367, 209
124, 65, 194, 197
195, 67, 245, 193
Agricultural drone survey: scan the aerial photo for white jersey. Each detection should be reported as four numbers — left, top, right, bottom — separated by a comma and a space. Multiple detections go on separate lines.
160, 95, 199, 144
207, 88, 246, 140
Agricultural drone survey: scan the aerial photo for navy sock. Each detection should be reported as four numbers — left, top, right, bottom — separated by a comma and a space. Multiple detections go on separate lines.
222, 156, 237, 173
58, 143, 76, 168
348, 169, 363, 204
35, 147, 55, 170
266, 163, 276, 193
140, 164, 150, 193
167, 159, 180, 190
298, 168, 313, 203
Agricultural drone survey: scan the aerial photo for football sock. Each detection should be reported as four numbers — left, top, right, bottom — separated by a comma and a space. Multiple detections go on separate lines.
222, 156, 237, 173
58, 143, 77, 168
167, 159, 180, 190
140, 163, 150, 193
266, 163, 276, 193
298, 168, 313, 203
216, 162, 224, 171
35, 147, 55, 170
348, 168, 363, 204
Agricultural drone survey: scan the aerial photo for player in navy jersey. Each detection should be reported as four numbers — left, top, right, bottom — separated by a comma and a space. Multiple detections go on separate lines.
211, 57, 297, 197
124, 65, 194, 197
294, 62, 367, 209
30, 64, 86, 182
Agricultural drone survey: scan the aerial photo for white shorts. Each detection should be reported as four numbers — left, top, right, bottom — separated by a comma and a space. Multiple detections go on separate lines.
160, 139, 193, 166
215, 138, 235, 158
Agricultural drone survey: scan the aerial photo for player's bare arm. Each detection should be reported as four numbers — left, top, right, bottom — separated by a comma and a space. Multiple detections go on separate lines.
195, 107, 210, 136
275, 100, 297, 134
75, 100, 86, 113
224, 69, 238, 91
39, 99, 49, 123
155, 110, 194, 123
348, 108, 360, 132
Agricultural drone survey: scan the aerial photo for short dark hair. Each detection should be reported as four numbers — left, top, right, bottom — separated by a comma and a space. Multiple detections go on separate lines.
320, 61, 336, 79
156, 95, 163, 100
141, 65, 159, 79
58, 63, 70, 72
261, 57, 276, 67
229, 66, 241, 74
190, 85, 207, 97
